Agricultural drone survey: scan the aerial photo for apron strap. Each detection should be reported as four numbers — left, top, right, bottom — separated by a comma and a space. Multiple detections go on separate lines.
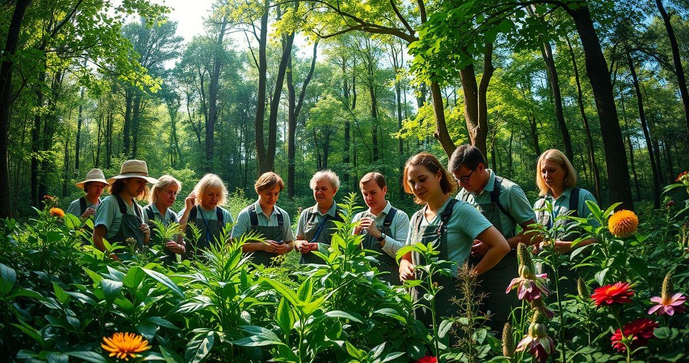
79, 197, 87, 215
569, 187, 580, 217
383, 207, 396, 228
115, 195, 142, 218
491, 177, 516, 224
250, 204, 284, 227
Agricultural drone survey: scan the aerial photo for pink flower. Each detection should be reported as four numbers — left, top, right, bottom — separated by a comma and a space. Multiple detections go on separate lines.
648, 293, 686, 316
516, 321, 555, 363
507, 273, 551, 302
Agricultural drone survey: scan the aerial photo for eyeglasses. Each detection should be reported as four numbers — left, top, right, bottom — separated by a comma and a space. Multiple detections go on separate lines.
454, 167, 477, 184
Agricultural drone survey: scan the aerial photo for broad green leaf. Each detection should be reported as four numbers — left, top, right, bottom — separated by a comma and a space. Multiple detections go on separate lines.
345, 341, 364, 360
101, 279, 123, 304
276, 297, 293, 335
159, 346, 185, 363
297, 277, 313, 303
136, 322, 159, 341
595, 268, 609, 286
52, 282, 70, 304
438, 319, 453, 338
8, 288, 43, 300
142, 268, 184, 298
144, 317, 179, 330
381, 352, 405, 362
263, 278, 299, 306
0, 263, 17, 296
324, 310, 362, 323
185, 331, 214, 363
373, 308, 407, 324
628, 257, 648, 279
82, 267, 103, 285
11, 321, 44, 346
123, 266, 146, 289
65, 351, 107, 363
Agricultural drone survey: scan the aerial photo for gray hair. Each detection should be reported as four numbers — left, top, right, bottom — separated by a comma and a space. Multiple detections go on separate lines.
310, 170, 340, 191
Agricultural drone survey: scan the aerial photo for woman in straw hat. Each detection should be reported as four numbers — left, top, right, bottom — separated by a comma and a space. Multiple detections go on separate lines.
93, 160, 158, 254
66, 168, 109, 220
143, 175, 184, 264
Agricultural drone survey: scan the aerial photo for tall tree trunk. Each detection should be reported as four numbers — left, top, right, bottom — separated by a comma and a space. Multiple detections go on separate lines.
566, 4, 633, 209
457, 44, 494, 157
369, 81, 379, 161
627, 51, 660, 208
429, 81, 455, 156
0, 0, 31, 217
123, 89, 133, 157
75, 85, 85, 171
254, 0, 270, 174
131, 93, 142, 158
655, 0, 689, 147
207, 18, 227, 172
541, 40, 574, 161
567, 37, 601, 201
38, 69, 64, 201
619, 85, 641, 201
342, 59, 351, 188
31, 66, 46, 206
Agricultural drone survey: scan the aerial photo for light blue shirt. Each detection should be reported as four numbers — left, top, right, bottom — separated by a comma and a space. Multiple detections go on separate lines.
94, 195, 141, 239
352, 201, 410, 258
534, 187, 597, 222
143, 203, 178, 226
407, 198, 493, 276
296, 202, 339, 238
178, 206, 234, 226
66, 197, 99, 219
232, 200, 294, 241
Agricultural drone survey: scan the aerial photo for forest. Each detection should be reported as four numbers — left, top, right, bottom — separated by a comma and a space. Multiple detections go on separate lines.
1, 0, 689, 362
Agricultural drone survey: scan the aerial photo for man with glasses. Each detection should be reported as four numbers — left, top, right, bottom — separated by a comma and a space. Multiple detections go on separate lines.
448, 144, 539, 335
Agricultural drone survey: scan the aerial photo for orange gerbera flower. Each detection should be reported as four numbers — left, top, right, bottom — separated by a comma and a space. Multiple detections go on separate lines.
591, 282, 634, 307
608, 210, 638, 237
49, 207, 65, 218
101, 332, 151, 361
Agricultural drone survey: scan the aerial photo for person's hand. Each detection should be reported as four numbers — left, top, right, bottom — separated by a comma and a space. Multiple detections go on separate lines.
553, 240, 573, 253
359, 217, 381, 238
399, 259, 415, 282
166, 241, 185, 254
295, 240, 312, 254
81, 207, 96, 219
471, 239, 489, 259
185, 193, 196, 211
140, 223, 150, 236
273, 241, 290, 254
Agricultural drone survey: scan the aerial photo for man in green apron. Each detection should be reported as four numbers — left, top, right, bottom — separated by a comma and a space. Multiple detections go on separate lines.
449, 145, 539, 334
233, 172, 294, 266
66, 168, 108, 222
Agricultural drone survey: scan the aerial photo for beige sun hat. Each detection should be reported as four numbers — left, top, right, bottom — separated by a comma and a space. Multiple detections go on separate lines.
75, 168, 109, 189
107, 160, 159, 184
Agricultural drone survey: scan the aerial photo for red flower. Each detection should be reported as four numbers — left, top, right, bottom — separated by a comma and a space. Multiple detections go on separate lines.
610, 318, 658, 353
416, 356, 437, 363
591, 282, 634, 307
676, 171, 689, 182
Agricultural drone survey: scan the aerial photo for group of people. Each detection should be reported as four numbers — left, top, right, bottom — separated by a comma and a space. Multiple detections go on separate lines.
68, 146, 596, 335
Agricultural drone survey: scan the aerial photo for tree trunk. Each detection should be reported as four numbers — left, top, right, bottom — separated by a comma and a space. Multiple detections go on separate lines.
31, 67, 46, 206
627, 51, 660, 208
254, 0, 270, 174
123, 89, 133, 157
207, 18, 227, 172
655, 0, 689, 147
38, 69, 64, 201
567, 5, 633, 209
429, 81, 456, 156
457, 45, 494, 158
618, 85, 641, 201
541, 40, 574, 161
131, 93, 142, 158
75, 86, 85, 172
0, 0, 31, 217
567, 37, 601, 201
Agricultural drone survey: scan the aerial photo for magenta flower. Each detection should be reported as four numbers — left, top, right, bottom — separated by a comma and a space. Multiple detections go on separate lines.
507, 272, 551, 302
649, 293, 686, 316
516, 320, 555, 363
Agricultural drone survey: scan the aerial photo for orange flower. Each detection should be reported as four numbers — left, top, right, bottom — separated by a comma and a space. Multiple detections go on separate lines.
608, 210, 638, 237
676, 171, 688, 182
49, 207, 65, 218
591, 282, 634, 307
101, 332, 151, 361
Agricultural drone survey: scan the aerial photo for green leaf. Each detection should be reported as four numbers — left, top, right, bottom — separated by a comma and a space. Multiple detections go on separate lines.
11, 321, 44, 346
46, 351, 69, 363
297, 277, 313, 303
101, 279, 123, 304
82, 267, 103, 285
185, 331, 214, 363
123, 266, 146, 289
370, 342, 385, 359
628, 257, 648, 279
595, 268, 609, 286
8, 288, 43, 300
142, 268, 184, 298
52, 282, 70, 304
159, 346, 185, 363
381, 352, 406, 362
324, 310, 362, 323
137, 322, 159, 341
0, 263, 17, 296
373, 308, 407, 324
65, 351, 107, 363
654, 327, 672, 339
276, 297, 293, 335
263, 278, 299, 306
345, 341, 364, 360
233, 326, 285, 347
144, 317, 179, 330
438, 319, 453, 338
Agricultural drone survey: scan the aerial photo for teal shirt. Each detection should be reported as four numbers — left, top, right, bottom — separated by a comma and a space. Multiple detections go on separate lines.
94, 195, 141, 239
456, 170, 536, 239
66, 197, 99, 218
534, 187, 597, 221
178, 206, 234, 226
352, 201, 410, 258
231, 200, 295, 242
407, 198, 493, 276
296, 202, 338, 238
143, 203, 178, 226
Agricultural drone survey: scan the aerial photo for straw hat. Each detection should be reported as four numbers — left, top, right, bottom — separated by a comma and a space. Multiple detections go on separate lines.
107, 160, 159, 184
75, 168, 109, 189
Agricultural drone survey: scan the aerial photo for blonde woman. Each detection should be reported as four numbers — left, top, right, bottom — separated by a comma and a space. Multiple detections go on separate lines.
143, 175, 183, 263
178, 174, 233, 257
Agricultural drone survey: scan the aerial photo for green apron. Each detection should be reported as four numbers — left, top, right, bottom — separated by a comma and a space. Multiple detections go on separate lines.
112, 195, 145, 248
360, 208, 400, 285
300, 204, 343, 265
410, 199, 461, 328
185, 206, 225, 258
462, 177, 518, 333
144, 206, 178, 265
247, 205, 285, 266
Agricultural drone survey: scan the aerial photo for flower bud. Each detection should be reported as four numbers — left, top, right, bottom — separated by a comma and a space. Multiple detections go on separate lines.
502, 323, 514, 358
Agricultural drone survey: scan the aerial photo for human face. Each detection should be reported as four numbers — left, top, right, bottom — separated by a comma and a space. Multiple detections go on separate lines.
406, 164, 442, 203
452, 164, 480, 193
86, 182, 107, 200
123, 178, 147, 199
258, 185, 281, 209
200, 187, 222, 210
157, 184, 179, 208
360, 180, 387, 213
541, 159, 566, 191
313, 177, 336, 207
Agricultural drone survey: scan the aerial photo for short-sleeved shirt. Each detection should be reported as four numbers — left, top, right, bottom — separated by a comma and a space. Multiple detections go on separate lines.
178, 206, 234, 226
143, 203, 178, 226
352, 201, 410, 258
94, 195, 141, 239
231, 200, 295, 242
296, 202, 339, 238
66, 197, 99, 218
407, 198, 493, 276
456, 170, 536, 239
534, 187, 597, 220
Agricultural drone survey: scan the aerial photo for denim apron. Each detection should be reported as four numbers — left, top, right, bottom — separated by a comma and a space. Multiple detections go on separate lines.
300, 204, 342, 265
112, 195, 145, 248
185, 206, 225, 258
144, 205, 178, 264
360, 208, 400, 285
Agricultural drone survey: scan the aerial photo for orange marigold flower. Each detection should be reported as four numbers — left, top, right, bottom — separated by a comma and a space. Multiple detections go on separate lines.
591, 282, 634, 307
608, 210, 638, 237
49, 207, 65, 218
101, 332, 151, 361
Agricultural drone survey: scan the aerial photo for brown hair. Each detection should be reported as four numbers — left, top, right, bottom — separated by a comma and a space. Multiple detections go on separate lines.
109, 178, 149, 201
255, 172, 285, 194
536, 149, 578, 196
403, 152, 457, 204
359, 172, 386, 189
